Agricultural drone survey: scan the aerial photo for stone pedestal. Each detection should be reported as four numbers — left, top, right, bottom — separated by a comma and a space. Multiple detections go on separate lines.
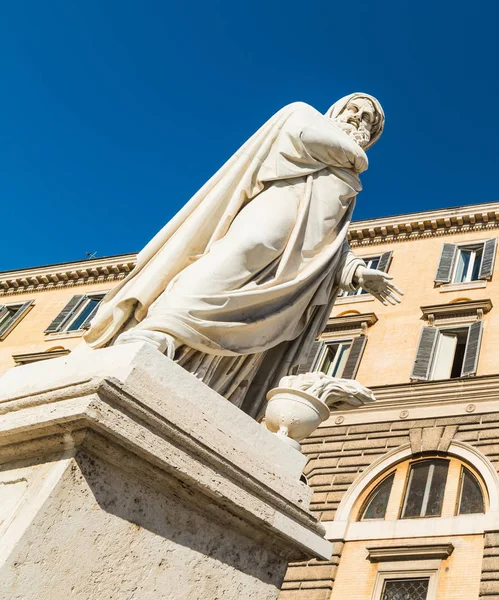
0, 343, 331, 599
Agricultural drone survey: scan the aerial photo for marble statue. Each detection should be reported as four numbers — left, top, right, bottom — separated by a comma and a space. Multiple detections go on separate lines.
84, 93, 402, 416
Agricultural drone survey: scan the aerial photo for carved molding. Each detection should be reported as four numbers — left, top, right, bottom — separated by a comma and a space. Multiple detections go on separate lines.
12, 348, 71, 365
325, 312, 378, 336
420, 299, 492, 326
348, 202, 499, 247
366, 544, 454, 562
0, 254, 136, 296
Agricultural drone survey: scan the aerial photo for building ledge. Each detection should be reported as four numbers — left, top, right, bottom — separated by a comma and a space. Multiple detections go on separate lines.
325, 312, 378, 336
420, 298, 492, 325
348, 201, 499, 247
0, 254, 136, 296
367, 543, 454, 562
13, 348, 70, 365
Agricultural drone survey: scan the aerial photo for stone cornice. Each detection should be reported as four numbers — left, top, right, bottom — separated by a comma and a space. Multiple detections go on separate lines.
324, 312, 378, 336
350, 374, 499, 411
367, 543, 454, 562
420, 299, 493, 325
2, 202, 499, 287
0, 253, 136, 296
348, 201, 499, 247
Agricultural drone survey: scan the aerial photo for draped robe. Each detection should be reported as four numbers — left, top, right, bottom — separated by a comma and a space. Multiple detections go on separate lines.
84, 96, 384, 417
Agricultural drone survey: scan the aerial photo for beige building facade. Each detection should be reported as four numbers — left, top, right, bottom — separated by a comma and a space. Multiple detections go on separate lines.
2, 201, 499, 599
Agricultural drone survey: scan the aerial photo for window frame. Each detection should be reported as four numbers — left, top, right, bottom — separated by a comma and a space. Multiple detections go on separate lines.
452, 243, 484, 284
359, 470, 396, 521
372, 569, 438, 600
399, 458, 450, 520
314, 338, 353, 377
411, 319, 484, 382
62, 293, 105, 332
429, 325, 470, 380
45, 292, 106, 336
456, 465, 486, 516
0, 300, 34, 341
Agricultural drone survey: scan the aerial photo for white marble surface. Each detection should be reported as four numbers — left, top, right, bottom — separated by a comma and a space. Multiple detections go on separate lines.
82, 94, 399, 412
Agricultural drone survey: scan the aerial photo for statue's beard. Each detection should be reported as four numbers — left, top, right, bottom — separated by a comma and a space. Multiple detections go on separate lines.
337, 122, 371, 148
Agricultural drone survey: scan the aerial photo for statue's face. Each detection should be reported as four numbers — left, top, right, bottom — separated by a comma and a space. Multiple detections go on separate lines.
335, 97, 376, 148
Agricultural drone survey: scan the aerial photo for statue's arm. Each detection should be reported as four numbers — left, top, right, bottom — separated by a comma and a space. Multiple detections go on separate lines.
335, 241, 366, 292
299, 122, 366, 171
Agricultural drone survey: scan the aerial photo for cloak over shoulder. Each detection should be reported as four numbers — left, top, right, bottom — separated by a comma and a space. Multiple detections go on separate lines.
85, 97, 382, 351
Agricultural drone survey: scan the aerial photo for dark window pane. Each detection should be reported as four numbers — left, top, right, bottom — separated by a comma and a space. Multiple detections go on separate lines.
471, 247, 483, 281
382, 578, 429, 600
401, 459, 449, 518
67, 297, 101, 331
458, 468, 484, 515
361, 472, 394, 520
425, 460, 449, 516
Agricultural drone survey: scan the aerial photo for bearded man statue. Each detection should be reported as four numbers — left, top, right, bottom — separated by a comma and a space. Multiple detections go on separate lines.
84, 93, 401, 417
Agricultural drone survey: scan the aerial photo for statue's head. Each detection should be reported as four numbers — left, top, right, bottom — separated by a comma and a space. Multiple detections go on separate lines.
326, 93, 385, 150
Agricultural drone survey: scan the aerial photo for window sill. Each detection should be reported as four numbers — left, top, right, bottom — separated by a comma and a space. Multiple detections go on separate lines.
438, 280, 487, 293
45, 330, 86, 341
336, 294, 375, 305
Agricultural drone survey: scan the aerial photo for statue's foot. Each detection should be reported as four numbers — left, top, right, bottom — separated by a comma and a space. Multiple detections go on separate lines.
115, 329, 176, 359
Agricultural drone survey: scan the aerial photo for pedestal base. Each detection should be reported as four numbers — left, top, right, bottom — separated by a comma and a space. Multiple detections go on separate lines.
0, 343, 331, 599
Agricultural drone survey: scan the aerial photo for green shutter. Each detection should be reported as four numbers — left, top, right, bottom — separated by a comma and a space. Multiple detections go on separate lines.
297, 340, 324, 375
479, 238, 497, 280
377, 251, 393, 273
411, 327, 438, 380
435, 244, 457, 283
342, 336, 367, 379
44, 295, 86, 334
462, 321, 483, 377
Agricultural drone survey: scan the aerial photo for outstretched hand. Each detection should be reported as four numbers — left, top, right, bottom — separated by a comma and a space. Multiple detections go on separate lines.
354, 266, 403, 306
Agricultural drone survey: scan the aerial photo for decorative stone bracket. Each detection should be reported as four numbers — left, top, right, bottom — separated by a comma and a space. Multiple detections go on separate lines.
421, 299, 492, 327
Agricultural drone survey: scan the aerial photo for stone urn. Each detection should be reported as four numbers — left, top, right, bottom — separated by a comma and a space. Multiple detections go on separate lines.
264, 387, 330, 451
264, 372, 375, 451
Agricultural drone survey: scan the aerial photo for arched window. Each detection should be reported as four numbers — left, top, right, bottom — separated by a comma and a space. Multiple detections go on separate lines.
360, 471, 395, 521
401, 458, 449, 519
354, 455, 486, 523
458, 466, 485, 515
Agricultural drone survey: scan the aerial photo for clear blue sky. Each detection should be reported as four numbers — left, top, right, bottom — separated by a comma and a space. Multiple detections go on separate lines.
2, 1, 498, 270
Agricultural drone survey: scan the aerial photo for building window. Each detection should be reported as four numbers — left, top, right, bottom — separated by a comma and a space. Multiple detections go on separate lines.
381, 578, 429, 600
453, 245, 483, 283
360, 472, 395, 520
341, 251, 392, 297
354, 456, 485, 524
435, 239, 497, 284
457, 466, 485, 515
0, 301, 34, 341
317, 339, 352, 376
44, 293, 105, 334
401, 459, 449, 519
411, 321, 483, 381
297, 336, 368, 379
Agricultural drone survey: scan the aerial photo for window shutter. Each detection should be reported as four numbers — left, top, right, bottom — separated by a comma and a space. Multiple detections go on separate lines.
479, 238, 497, 280
377, 251, 393, 273
462, 321, 483, 377
0, 301, 33, 340
435, 244, 457, 283
297, 340, 324, 374
80, 296, 105, 329
411, 326, 438, 380
44, 295, 86, 334
342, 336, 367, 379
